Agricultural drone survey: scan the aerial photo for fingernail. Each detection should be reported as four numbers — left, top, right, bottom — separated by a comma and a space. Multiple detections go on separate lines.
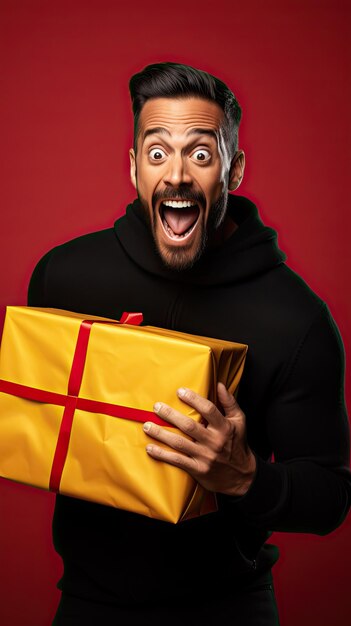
177, 387, 187, 398
153, 402, 162, 413
143, 422, 152, 432
146, 445, 153, 453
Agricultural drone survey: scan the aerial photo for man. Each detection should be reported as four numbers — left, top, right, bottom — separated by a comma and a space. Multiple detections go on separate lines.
28, 62, 350, 625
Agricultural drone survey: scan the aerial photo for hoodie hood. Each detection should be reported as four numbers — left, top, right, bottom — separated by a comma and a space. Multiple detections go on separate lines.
114, 194, 286, 286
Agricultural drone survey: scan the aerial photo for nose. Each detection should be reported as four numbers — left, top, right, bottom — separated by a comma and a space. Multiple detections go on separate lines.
162, 154, 193, 187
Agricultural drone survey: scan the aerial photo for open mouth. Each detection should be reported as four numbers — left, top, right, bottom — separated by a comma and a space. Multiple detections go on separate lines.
159, 200, 200, 241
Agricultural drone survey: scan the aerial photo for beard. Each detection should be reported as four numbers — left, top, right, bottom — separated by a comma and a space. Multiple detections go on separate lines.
138, 187, 229, 271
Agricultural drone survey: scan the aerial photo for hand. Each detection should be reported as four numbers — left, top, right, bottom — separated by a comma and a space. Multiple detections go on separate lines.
143, 382, 256, 497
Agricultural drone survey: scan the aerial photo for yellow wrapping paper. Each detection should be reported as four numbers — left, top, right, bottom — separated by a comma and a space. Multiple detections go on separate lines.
0, 306, 248, 523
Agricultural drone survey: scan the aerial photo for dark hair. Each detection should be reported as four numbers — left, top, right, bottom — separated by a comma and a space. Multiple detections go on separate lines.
129, 62, 242, 159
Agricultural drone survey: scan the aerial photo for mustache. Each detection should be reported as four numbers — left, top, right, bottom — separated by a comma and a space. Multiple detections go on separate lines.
153, 187, 206, 207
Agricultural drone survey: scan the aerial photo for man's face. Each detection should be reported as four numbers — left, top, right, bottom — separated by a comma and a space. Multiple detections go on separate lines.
129, 97, 244, 270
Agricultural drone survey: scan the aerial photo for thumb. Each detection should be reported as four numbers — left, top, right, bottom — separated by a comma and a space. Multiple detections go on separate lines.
217, 382, 242, 417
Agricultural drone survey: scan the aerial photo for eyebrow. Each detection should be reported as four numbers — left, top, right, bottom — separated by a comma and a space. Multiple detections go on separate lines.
142, 127, 218, 142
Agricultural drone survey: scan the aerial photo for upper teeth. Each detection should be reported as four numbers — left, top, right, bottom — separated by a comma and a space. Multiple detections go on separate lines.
162, 200, 197, 208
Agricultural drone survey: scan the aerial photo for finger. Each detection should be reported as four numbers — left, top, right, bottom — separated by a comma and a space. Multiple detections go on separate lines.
143, 419, 198, 456
151, 401, 208, 443
217, 383, 243, 418
176, 387, 224, 428
145, 442, 198, 474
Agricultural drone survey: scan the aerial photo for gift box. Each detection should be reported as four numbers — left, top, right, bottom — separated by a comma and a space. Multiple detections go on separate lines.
0, 306, 248, 523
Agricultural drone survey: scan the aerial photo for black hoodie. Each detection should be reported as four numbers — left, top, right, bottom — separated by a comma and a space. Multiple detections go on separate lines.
28, 194, 350, 606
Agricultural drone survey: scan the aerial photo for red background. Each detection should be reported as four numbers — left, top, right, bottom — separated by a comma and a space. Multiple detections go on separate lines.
0, 1, 350, 624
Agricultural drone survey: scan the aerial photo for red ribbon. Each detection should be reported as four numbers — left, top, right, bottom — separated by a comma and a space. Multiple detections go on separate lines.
0, 312, 170, 493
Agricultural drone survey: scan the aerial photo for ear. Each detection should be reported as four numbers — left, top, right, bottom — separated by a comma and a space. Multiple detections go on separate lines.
228, 150, 245, 191
129, 148, 137, 190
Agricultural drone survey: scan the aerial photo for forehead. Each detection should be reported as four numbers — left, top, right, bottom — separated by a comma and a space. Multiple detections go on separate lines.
137, 97, 224, 142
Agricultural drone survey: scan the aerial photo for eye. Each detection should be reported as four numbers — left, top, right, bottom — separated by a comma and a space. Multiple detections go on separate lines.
191, 149, 211, 162
149, 148, 167, 161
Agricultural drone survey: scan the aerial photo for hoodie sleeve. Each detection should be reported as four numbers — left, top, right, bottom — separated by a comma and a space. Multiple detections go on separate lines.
27, 249, 54, 307
230, 303, 351, 535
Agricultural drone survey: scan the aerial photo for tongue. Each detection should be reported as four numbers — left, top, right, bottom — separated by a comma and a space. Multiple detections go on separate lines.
163, 205, 199, 235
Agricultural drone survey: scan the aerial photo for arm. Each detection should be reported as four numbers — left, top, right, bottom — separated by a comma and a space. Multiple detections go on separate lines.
145, 304, 351, 535
27, 250, 53, 307
233, 304, 350, 534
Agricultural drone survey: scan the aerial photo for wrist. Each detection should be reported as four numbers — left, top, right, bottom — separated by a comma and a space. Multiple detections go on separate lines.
221, 451, 257, 497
